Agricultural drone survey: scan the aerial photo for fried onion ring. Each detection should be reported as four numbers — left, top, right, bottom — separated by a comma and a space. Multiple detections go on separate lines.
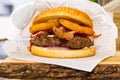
59, 19, 94, 35
30, 22, 60, 33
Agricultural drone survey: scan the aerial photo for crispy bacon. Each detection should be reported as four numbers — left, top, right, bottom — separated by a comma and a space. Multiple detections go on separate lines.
63, 31, 75, 40
53, 26, 75, 40
31, 31, 45, 38
92, 34, 101, 38
88, 34, 101, 40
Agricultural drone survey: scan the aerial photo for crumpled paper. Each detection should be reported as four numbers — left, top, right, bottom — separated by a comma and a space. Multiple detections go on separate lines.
3, 0, 117, 72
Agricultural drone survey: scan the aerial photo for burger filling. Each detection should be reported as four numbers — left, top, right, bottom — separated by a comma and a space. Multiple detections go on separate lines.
30, 26, 94, 49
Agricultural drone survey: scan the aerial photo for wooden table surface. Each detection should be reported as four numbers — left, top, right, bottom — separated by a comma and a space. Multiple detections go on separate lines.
0, 51, 120, 80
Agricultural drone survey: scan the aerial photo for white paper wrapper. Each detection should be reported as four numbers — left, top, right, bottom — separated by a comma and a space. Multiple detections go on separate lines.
3, 0, 117, 72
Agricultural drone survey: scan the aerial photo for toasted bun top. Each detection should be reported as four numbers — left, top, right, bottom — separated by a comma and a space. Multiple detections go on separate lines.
33, 7, 93, 27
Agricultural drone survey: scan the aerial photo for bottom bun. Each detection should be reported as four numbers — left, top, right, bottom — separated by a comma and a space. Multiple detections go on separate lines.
31, 46, 96, 58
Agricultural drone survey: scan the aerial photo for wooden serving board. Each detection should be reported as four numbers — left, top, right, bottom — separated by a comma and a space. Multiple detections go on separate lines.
0, 51, 120, 80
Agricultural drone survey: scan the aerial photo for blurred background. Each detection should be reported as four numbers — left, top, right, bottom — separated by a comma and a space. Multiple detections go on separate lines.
0, 0, 120, 60
0, 0, 33, 60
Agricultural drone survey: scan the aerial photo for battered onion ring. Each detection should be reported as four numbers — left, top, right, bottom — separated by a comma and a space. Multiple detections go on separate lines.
30, 22, 60, 33
59, 19, 94, 35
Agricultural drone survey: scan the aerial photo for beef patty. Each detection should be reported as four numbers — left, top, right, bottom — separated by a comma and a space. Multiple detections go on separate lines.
30, 32, 93, 49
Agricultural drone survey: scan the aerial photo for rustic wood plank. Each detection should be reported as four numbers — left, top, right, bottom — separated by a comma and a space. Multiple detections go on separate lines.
0, 51, 120, 80
113, 12, 120, 51
114, 51, 120, 57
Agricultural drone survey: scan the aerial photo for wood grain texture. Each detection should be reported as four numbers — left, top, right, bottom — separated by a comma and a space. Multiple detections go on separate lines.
113, 12, 120, 50
0, 54, 120, 80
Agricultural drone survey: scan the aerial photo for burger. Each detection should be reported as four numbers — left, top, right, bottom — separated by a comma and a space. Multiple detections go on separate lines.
29, 7, 100, 58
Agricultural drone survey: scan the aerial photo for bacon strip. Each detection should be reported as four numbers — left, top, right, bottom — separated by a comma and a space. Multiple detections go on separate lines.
53, 26, 75, 40
88, 34, 102, 40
